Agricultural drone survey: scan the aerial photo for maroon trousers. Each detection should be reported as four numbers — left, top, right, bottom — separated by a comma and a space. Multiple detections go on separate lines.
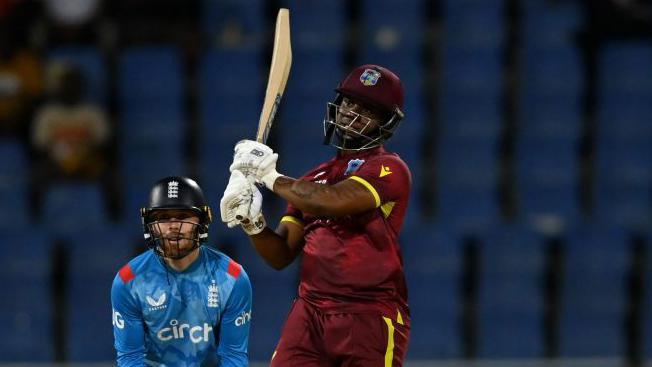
270, 298, 410, 367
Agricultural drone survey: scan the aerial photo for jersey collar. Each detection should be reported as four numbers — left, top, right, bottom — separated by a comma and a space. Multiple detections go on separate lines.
335, 146, 386, 162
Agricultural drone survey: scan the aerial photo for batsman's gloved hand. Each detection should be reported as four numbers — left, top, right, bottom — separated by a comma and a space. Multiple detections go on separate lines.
229, 139, 283, 190
220, 170, 263, 229
239, 213, 267, 236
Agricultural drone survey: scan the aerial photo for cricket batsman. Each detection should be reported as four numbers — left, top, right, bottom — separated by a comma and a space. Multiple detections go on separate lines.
221, 64, 411, 366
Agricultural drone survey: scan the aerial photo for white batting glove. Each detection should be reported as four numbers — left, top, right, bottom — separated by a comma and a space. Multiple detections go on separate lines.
220, 170, 263, 228
229, 139, 283, 190
240, 213, 267, 236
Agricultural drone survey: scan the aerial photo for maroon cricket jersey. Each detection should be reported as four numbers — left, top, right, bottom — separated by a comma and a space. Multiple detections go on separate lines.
282, 146, 411, 323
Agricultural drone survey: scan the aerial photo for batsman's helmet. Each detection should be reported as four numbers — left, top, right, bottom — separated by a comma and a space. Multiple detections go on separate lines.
140, 177, 213, 259
324, 64, 405, 150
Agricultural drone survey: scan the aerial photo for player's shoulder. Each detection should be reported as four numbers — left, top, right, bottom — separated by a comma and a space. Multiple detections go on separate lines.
361, 149, 411, 178
113, 250, 156, 286
202, 246, 247, 281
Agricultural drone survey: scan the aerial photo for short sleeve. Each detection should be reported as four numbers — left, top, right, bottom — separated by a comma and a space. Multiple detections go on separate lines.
281, 202, 304, 227
348, 155, 411, 206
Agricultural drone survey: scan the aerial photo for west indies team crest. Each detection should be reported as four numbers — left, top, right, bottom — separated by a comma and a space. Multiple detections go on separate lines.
360, 69, 381, 86
345, 159, 365, 175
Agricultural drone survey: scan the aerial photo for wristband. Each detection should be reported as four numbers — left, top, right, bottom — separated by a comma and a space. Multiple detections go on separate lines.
261, 171, 283, 191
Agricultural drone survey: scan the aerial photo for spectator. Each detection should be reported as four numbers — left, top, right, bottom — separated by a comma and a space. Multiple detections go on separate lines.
30, 62, 113, 218
0, 18, 44, 139
32, 62, 109, 178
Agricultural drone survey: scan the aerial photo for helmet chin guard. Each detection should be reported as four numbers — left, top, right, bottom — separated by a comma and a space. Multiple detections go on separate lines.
323, 64, 405, 150
141, 177, 213, 260
145, 220, 207, 259
323, 95, 404, 151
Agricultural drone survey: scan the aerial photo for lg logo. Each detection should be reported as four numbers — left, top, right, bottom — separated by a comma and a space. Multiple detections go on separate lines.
235, 310, 252, 327
112, 309, 124, 329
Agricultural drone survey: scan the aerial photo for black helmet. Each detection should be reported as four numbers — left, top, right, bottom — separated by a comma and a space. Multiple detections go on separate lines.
141, 177, 213, 259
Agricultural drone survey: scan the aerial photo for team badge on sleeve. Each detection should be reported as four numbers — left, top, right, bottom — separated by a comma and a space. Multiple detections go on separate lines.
345, 159, 365, 175
360, 69, 381, 86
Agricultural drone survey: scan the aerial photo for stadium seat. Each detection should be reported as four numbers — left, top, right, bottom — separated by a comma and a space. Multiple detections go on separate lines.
593, 42, 652, 229
119, 46, 184, 142
118, 46, 187, 195
41, 182, 109, 237
274, 46, 344, 175
436, 138, 500, 230
0, 139, 30, 228
477, 227, 545, 358
401, 227, 463, 358
599, 42, 652, 94
201, 0, 265, 48
0, 232, 53, 361
559, 226, 630, 356
48, 46, 107, 104
522, 0, 583, 50
443, 0, 505, 49
65, 227, 135, 361
198, 47, 262, 197
283, 0, 346, 49
515, 138, 580, 226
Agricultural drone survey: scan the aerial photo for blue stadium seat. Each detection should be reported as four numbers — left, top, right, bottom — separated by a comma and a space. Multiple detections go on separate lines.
361, 0, 424, 40
593, 141, 652, 228
121, 141, 185, 185
0, 139, 30, 228
599, 42, 652, 94
401, 227, 462, 358
477, 227, 545, 357
443, 0, 505, 49
519, 94, 582, 141
442, 46, 503, 95
0, 232, 53, 361
593, 43, 652, 228
119, 46, 184, 142
516, 138, 580, 225
201, 0, 264, 47
522, 0, 583, 49
198, 48, 262, 196
41, 183, 109, 236
283, 0, 346, 49
598, 96, 652, 139
522, 46, 583, 97
436, 139, 500, 230
280, 47, 342, 128
440, 92, 502, 140
66, 227, 135, 361
48, 46, 107, 104
559, 226, 629, 356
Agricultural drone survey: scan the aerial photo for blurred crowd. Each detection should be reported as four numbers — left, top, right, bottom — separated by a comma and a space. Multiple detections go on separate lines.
2, 0, 652, 363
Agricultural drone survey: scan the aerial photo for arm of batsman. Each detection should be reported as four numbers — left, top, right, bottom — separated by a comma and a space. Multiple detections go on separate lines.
229, 139, 283, 190
220, 170, 263, 228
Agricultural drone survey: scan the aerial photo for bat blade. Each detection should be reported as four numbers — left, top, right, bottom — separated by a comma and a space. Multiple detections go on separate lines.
256, 8, 292, 144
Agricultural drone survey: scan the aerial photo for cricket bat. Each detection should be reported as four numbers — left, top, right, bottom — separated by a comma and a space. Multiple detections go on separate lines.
234, 9, 291, 223
256, 8, 292, 144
